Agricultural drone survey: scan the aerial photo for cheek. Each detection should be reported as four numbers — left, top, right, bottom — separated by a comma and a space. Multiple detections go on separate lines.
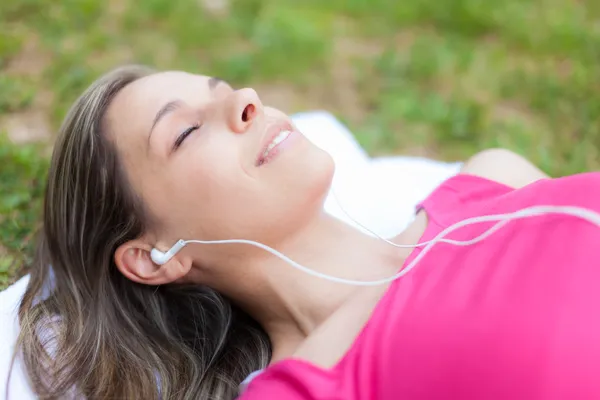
165, 142, 335, 242
172, 150, 256, 238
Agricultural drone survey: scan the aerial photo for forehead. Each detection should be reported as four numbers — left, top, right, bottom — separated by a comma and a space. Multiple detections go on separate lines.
114, 71, 212, 112
105, 71, 213, 140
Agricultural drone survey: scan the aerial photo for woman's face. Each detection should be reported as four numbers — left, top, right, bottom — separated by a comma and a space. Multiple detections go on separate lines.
106, 71, 334, 253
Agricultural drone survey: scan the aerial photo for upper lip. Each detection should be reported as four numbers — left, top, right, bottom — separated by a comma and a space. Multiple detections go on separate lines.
256, 121, 294, 162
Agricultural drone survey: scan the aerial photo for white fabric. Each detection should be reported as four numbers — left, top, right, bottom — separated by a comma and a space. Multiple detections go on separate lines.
0, 111, 461, 399
292, 111, 462, 237
0, 276, 34, 399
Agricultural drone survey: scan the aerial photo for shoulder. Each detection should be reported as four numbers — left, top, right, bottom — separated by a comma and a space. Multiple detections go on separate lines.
416, 149, 549, 227
460, 148, 549, 189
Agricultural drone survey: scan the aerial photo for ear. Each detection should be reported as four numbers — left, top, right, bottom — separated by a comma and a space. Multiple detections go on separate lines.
114, 239, 193, 285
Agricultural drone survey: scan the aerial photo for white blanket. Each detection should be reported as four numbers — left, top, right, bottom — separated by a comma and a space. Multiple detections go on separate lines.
0, 111, 461, 399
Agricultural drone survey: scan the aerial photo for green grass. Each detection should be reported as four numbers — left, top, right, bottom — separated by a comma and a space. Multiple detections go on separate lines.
0, 136, 47, 288
1, 0, 600, 289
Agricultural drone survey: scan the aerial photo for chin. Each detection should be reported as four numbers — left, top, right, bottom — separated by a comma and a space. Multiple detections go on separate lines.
311, 149, 335, 199
250, 149, 334, 244
293, 147, 335, 209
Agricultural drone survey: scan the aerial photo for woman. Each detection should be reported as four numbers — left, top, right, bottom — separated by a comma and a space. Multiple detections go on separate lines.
15, 65, 600, 399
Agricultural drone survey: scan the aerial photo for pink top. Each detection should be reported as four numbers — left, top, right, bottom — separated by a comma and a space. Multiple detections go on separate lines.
241, 173, 600, 400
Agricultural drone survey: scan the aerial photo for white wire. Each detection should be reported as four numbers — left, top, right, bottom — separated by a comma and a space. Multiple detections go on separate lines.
330, 189, 511, 248
182, 205, 600, 286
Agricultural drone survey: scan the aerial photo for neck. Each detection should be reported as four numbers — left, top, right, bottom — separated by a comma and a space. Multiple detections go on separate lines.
194, 212, 417, 362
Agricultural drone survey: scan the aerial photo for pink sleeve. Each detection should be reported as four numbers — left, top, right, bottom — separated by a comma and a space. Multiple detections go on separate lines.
240, 378, 308, 400
238, 361, 336, 400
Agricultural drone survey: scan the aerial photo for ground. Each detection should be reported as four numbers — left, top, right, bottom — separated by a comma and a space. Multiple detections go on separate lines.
1, 0, 599, 289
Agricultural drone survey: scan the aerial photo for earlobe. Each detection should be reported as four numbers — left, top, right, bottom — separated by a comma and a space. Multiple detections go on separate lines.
114, 240, 192, 285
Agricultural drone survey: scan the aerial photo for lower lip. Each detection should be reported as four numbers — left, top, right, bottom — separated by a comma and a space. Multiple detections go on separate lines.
257, 130, 301, 166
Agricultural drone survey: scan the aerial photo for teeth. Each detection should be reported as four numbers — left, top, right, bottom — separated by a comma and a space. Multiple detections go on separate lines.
263, 130, 291, 157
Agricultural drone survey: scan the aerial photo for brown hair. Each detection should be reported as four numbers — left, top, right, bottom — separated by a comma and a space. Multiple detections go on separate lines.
13, 65, 271, 399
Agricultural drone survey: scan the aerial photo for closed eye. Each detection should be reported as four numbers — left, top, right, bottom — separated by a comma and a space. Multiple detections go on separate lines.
173, 124, 200, 150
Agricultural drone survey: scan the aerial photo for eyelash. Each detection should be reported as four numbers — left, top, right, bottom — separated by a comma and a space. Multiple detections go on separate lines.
173, 124, 201, 150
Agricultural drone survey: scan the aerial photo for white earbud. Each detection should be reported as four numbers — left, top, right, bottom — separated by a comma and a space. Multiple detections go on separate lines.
150, 239, 186, 265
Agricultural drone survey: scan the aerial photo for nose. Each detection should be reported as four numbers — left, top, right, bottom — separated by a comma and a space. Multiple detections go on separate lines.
225, 88, 263, 134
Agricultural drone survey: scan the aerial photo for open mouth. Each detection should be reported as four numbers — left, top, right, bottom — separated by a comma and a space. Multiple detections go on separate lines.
261, 129, 292, 158
256, 125, 294, 166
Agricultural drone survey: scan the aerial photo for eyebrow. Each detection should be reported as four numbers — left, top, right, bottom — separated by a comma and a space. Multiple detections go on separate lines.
147, 77, 225, 145
208, 77, 224, 90
149, 100, 182, 137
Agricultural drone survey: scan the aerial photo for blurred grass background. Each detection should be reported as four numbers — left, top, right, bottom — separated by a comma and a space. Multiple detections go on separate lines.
1, 0, 599, 289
